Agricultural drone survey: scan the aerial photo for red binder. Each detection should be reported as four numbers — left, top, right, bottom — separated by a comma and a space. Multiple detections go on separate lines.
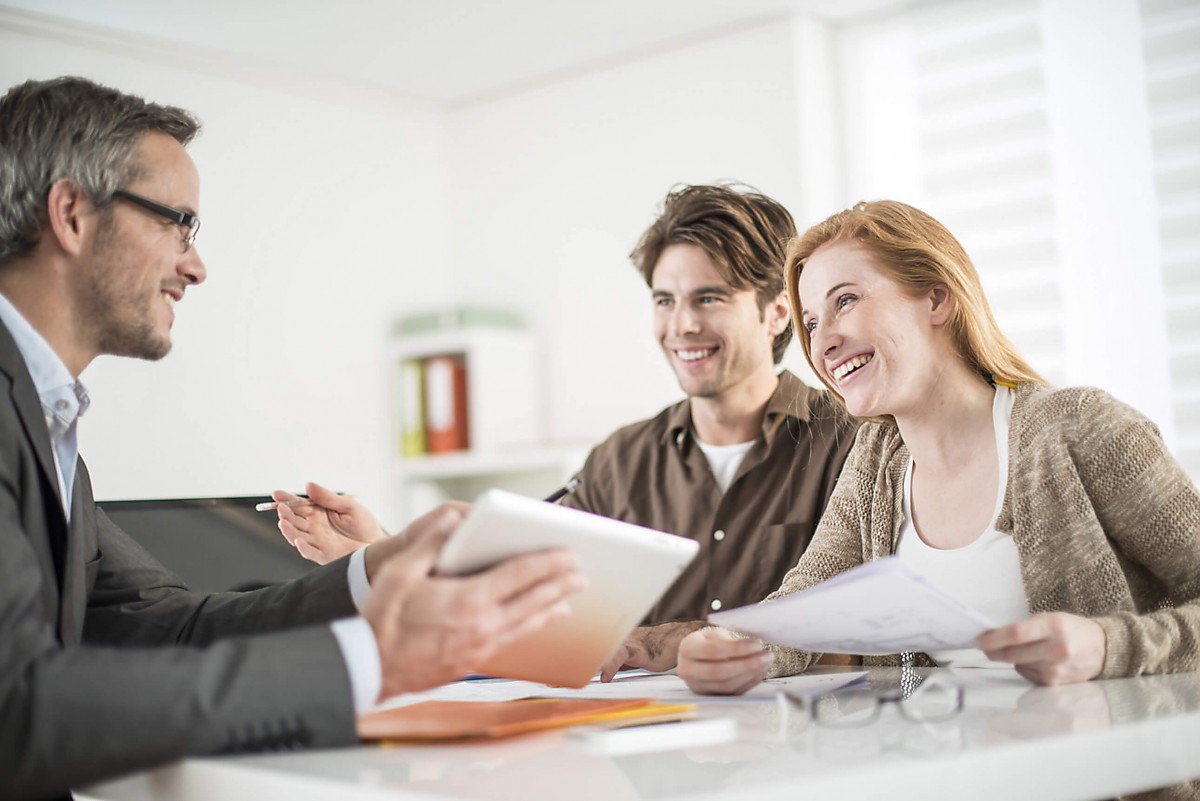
424, 354, 469, 453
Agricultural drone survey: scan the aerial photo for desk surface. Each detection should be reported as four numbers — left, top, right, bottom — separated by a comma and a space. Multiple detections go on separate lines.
80, 668, 1200, 801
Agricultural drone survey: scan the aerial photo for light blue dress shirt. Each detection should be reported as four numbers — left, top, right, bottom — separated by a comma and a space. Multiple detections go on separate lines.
0, 291, 89, 520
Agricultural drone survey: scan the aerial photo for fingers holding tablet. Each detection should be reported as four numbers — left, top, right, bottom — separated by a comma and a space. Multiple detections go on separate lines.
360, 501, 591, 699
364, 502, 468, 584
449, 547, 587, 651
363, 545, 585, 698
429, 490, 699, 687
482, 553, 585, 647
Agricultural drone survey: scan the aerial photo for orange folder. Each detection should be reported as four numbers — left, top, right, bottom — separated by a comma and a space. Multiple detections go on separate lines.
358, 698, 678, 742
424, 354, 469, 453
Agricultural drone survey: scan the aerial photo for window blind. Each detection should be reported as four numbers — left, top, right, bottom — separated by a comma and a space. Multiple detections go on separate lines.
1142, 0, 1200, 481
910, 0, 1067, 386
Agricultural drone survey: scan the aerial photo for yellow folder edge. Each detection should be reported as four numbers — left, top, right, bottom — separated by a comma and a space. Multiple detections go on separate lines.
555, 700, 696, 727
568, 704, 698, 730
374, 700, 696, 745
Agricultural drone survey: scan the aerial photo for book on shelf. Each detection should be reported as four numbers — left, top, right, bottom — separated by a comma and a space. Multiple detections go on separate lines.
394, 352, 472, 457
397, 358, 426, 457
424, 353, 470, 454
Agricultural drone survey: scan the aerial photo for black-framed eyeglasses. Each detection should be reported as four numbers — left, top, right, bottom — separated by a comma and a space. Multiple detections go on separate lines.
112, 189, 201, 252
789, 680, 965, 728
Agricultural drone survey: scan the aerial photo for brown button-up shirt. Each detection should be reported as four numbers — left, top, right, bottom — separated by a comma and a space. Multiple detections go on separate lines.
561, 371, 857, 625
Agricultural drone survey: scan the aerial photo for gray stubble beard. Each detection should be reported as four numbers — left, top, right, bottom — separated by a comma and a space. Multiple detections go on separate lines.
78, 217, 172, 363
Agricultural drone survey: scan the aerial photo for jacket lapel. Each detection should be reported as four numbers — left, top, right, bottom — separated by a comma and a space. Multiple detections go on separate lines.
0, 323, 66, 519
0, 320, 70, 619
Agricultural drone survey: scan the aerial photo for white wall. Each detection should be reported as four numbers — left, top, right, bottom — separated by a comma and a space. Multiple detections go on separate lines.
0, 26, 452, 521
443, 19, 817, 443
832, 0, 1177, 440
4, 0, 1191, 525
0, 15, 833, 528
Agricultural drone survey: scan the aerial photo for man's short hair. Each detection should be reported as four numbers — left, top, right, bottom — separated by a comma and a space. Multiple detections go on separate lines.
630, 183, 796, 364
0, 76, 201, 264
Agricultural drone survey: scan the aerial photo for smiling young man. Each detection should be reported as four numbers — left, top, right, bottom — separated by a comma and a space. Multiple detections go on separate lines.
0, 76, 583, 799
557, 184, 858, 678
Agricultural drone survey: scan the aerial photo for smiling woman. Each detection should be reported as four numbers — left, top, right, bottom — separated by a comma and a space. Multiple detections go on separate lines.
791, 201, 1043, 425
676, 200, 1200, 694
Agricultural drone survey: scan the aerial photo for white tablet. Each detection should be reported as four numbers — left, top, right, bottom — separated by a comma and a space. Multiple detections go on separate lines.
435, 489, 699, 688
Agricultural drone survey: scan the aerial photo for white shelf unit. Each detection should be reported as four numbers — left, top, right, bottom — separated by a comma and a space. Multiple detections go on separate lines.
387, 327, 589, 522
392, 444, 590, 523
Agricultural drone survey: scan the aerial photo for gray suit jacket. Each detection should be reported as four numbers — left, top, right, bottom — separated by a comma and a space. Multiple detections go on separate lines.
0, 321, 360, 800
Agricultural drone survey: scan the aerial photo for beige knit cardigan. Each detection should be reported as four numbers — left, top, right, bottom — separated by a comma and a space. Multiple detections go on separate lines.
763, 382, 1200, 679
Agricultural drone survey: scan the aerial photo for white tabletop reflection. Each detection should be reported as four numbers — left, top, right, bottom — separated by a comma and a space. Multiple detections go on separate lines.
80, 668, 1200, 801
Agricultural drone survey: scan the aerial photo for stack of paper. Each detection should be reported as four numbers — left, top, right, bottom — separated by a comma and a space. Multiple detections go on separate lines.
370, 671, 869, 714
709, 557, 997, 655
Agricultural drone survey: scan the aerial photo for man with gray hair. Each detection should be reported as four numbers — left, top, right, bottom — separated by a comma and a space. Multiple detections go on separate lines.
0, 76, 584, 800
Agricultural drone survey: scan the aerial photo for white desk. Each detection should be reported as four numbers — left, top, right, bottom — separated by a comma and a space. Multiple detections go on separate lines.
80, 668, 1200, 801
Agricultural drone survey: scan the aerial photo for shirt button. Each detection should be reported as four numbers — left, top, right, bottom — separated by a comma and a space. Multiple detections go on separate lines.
713, 530, 725, 542
55, 400, 69, 411
710, 599, 722, 611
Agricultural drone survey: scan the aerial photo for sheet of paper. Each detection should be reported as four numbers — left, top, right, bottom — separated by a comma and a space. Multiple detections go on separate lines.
532, 671, 867, 702
376, 678, 551, 710
762, 671, 869, 698
375, 671, 867, 711
709, 556, 997, 655
374, 670, 659, 710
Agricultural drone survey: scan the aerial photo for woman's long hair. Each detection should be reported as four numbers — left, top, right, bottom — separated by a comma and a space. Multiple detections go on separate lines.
786, 200, 1043, 418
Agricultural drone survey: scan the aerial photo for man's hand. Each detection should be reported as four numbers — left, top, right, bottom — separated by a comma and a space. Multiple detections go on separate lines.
677, 627, 772, 696
273, 481, 388, 564
361, 503, 587, 699
976, 612, 1107, 685
361, 499, 468, 585
599, 622, 707, 682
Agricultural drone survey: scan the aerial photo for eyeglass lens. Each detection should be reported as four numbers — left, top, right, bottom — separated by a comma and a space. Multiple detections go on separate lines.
182, 219, 199, 251
812, 683, 963, 727
903, 682, 963, 722
813, 688, 885, 727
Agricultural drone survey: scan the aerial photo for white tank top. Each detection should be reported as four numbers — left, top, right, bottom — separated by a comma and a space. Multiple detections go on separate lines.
896, 385, 1029, 669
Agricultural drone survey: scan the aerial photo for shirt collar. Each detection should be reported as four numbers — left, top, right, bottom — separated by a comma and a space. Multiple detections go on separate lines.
663, 370, 818, 449
0, 291, 90, 426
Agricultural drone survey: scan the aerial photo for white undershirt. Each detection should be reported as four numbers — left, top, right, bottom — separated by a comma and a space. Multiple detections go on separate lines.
896, 385, 1029, 669
696, 438, 757, 493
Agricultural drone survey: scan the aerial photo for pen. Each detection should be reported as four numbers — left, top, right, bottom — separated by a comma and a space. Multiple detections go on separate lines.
543, 477, 581, 504
254, 499, 310, 512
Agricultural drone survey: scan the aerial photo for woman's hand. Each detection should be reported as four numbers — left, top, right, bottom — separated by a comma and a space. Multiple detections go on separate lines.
676, 627, 773, 695
977, 612, 1107, 685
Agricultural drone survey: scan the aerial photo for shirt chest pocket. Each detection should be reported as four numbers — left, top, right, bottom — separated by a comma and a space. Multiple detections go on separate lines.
754, 522, 816, 597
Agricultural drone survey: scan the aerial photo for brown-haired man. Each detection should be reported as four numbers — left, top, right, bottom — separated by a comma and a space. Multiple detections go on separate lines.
561, 184, 856, 678
280, 184, 856, 680
0, 76, 582, 799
